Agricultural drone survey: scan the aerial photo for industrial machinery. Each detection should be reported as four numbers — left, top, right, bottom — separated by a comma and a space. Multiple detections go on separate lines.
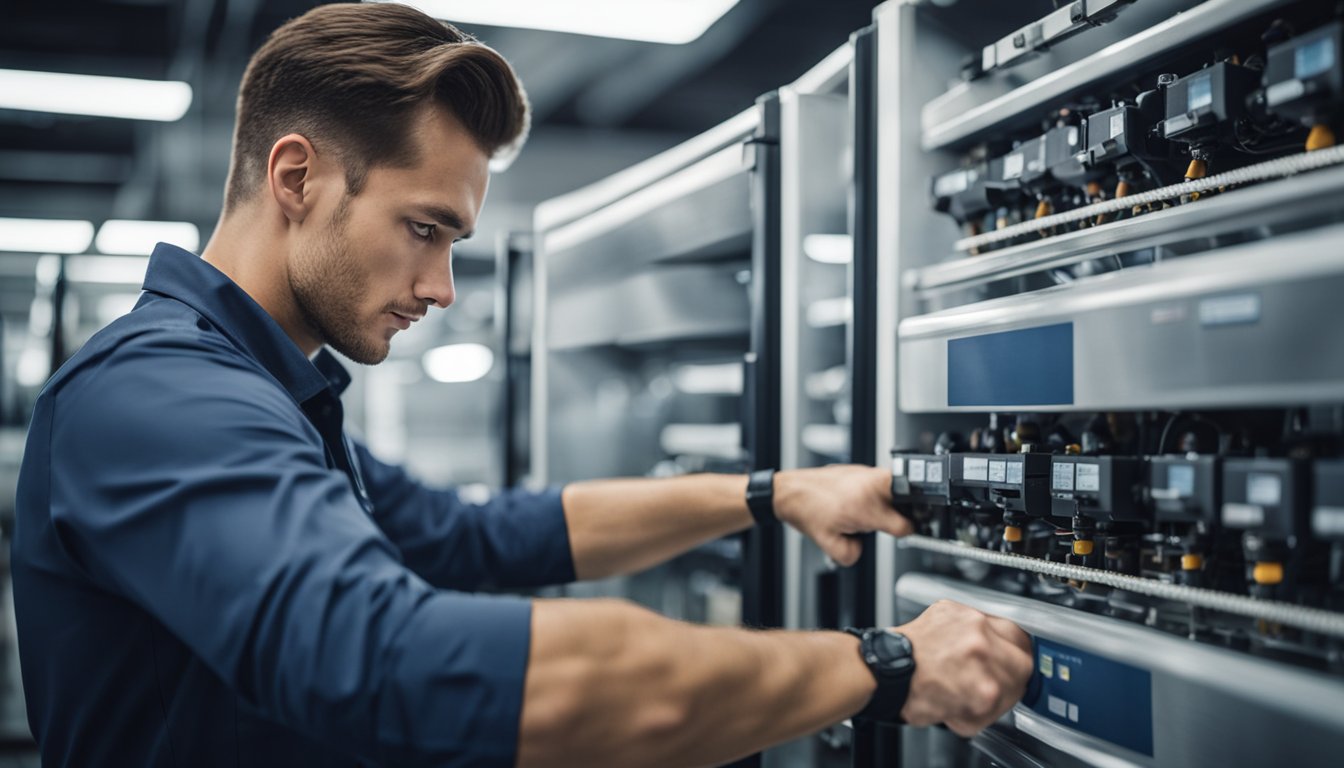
871, 0, 1344, 764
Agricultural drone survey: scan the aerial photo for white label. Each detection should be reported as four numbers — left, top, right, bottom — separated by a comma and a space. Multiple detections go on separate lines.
1199, 293, 1260, 327
1048, 695, 1068, 718
989, 460, 1008, 483
908, 459, 926, 483
964, 457, 989, 482
1006, 461, 1024, 486
933, 169, 971, 197
926, 461, 944, 483
1076, 463, 1101, 493
1313, 506, 1344, 537
891, 456, 906, 476
1067, 126, 1079, 149
1109, 112, 1125, 139
1068, 703, 1080, 723
1223, 503, 1265, 528
1003, 152, 1025, 180
1052, 462, 1075, 491
1266, 78, 1307, 107
1247, 473, 1283, 506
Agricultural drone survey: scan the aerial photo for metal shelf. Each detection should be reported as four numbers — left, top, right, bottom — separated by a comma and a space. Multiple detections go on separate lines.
908, 157, 1344, 295
920, 0, 1293, 150
898, 223, 1344, 412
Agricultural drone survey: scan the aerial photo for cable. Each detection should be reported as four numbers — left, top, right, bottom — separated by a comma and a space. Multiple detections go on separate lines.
897, 534, 1344, 638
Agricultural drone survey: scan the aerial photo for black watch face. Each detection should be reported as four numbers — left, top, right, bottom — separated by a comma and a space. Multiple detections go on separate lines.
872, 631, 915, 674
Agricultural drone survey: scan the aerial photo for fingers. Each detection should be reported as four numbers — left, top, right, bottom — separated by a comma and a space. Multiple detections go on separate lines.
896, 602, 1035, 738
822, 534, 862, 567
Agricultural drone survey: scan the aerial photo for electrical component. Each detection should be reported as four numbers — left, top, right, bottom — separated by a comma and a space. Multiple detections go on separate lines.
1262, 21, 1343, 151
1159, 62, 1263, 174
1221, 458, 1312, 601
974, 0, 1138, 79
1149, 455, 1221, 525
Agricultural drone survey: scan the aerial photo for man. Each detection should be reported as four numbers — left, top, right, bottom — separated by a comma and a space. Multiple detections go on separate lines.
12, 3, 1032, 766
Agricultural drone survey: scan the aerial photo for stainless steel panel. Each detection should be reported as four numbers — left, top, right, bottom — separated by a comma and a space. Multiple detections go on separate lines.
779, 87, 851, 631
899, 224, 1344, 412
896, 573, 1344, 767
921, 0, 1290, 150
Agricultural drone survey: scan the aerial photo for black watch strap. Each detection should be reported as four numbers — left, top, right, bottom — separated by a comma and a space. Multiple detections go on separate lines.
844, 627, 915, 725
745, 468, 777, 527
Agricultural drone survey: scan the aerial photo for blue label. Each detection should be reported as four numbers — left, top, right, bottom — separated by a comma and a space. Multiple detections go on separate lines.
947, 323, 1074, 407
1030, 639, 1154, 756
1296, 36, 1335, 79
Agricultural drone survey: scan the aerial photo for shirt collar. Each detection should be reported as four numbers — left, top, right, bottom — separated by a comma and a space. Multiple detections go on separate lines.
140, 243, 351, 403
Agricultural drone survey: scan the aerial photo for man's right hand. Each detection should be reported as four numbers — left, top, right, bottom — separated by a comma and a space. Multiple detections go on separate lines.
896, 600, 1035, 737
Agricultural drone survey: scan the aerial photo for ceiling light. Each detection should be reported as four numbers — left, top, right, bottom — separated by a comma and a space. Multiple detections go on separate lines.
65, 256, 151, 285
372, 0, 740, 44
422, 343, 495, 383
0, 69, 192, 121
0, 218, 94, 254
95, 220, 200, 256
802, 234, 852, 264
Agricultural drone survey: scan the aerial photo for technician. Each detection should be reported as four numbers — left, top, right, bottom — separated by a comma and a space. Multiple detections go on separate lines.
12, 4, 1033, 766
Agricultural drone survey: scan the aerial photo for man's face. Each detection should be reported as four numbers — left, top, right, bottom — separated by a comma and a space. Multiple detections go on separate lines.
289, 107, 489, 365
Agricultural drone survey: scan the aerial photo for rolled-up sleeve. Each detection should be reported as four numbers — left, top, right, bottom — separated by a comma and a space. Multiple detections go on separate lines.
47, 336, 531, 766
353, 442, 576, 591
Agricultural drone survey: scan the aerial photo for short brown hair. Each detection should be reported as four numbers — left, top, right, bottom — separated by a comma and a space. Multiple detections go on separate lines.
223, 2, 529, 212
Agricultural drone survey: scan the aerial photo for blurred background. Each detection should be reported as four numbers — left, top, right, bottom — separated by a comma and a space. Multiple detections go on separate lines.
0, 0, 884, 754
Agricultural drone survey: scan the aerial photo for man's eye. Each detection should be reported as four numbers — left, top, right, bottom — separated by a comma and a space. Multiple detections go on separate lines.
410, 222, 437, 241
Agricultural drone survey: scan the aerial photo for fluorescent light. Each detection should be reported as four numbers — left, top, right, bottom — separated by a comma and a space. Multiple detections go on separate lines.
422, 343, 495, 383
96, 220, 199, 255
65, 256, 150, 285
0, 68, 191, 121
0, 218, 94, 254
803, 234, 852, 264
16, 347, 51, 388
374, 0, 740, 44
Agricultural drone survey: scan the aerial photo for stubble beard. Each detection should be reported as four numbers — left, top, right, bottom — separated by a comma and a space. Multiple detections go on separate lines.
288, 195, 391, 365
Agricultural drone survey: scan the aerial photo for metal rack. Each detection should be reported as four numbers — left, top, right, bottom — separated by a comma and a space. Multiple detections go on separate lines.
868, 0, 1344, 765
531, 99, 784, 630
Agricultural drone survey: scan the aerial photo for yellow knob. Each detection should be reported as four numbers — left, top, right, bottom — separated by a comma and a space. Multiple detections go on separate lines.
1065, 444, 1081, 455
1115, 180, 1132, 199
1307, 124, 1337, 152
1253, 562, 1284, 585
1185, 158, 1207, 181
1181, 554, 1203, 571
1035, 199, 1053, 219
1073, 539, 1094, 556
1003, 526, 1023, 543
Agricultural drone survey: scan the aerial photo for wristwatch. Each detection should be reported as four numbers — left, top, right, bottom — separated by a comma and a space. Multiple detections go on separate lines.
745, 468, 778, 527
843, 627, 916, 724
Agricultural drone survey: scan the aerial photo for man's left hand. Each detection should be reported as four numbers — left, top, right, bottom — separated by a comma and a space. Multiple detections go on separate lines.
772, 465, 913, 566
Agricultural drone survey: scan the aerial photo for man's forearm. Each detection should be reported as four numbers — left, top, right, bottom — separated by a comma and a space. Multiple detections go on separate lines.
562, 474, 753, 580
517, 598, 874, 768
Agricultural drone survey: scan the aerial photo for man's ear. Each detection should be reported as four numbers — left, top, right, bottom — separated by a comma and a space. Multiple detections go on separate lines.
267, 134, 320, 224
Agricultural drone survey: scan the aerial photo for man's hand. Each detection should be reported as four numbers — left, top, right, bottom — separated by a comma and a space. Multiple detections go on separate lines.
897, 600, 1035, 736
773, 464, 912, 566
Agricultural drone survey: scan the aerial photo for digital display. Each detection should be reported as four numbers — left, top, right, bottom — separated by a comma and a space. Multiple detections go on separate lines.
1187, 73, 1213, 111
1030, 639, 1154, 756
1296, 36, 1335, 79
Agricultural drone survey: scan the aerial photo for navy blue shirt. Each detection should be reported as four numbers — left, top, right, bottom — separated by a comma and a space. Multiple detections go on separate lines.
12, 244, 575, 766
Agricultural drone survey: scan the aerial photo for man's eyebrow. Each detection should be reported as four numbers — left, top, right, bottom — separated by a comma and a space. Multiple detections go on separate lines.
419, 206, 473, 239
